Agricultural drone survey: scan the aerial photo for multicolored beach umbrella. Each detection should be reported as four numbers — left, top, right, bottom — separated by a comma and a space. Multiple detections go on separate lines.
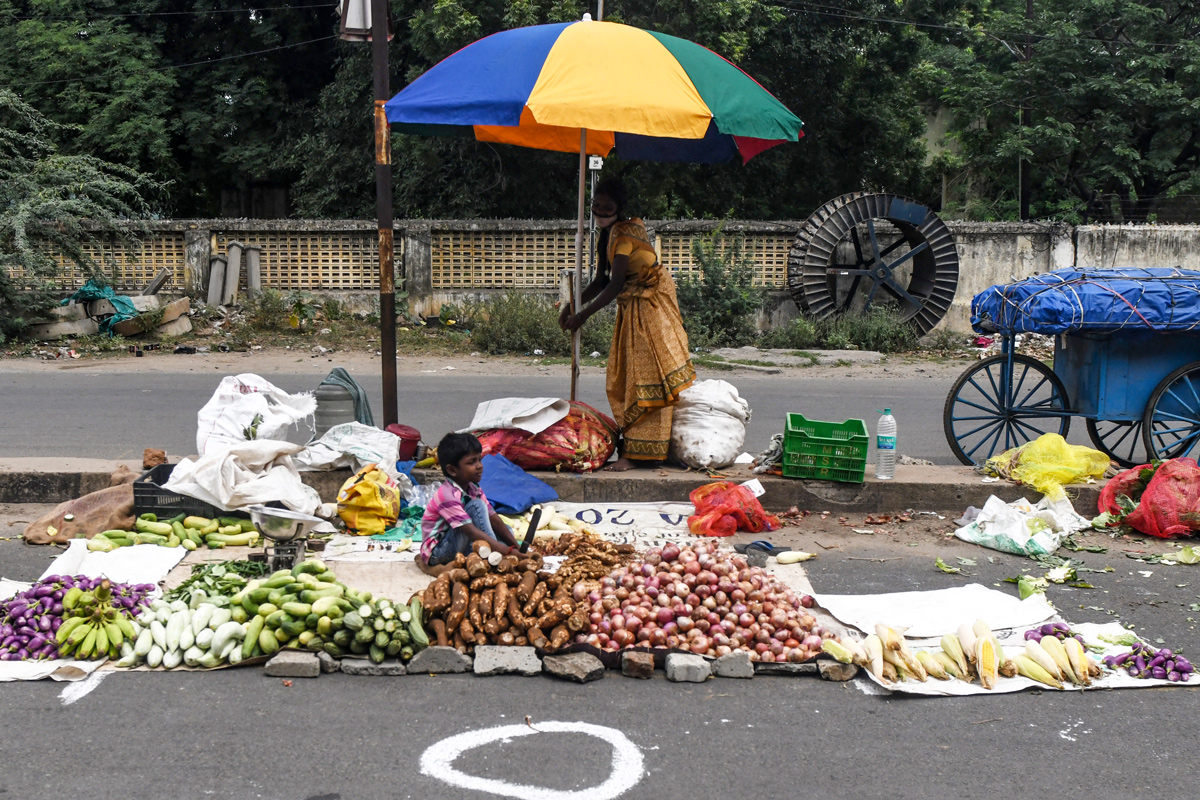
384, 19, 803, 163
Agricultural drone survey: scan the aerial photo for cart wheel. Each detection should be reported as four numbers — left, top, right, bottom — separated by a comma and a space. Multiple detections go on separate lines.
943, 354, 1071, 466
1086, 419, 1147, 468
1142, 361, 1200, 460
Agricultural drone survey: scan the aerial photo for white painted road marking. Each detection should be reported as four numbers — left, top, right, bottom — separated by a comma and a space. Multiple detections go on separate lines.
420, 720, 644, 800
59, 670, 108, 705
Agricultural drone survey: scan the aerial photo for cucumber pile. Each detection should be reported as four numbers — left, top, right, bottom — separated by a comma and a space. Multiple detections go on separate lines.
87, 514, 260, 552
117, 558, 429, 669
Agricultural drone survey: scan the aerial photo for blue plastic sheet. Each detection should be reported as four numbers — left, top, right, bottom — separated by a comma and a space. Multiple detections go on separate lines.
972, 268, 1200, 335
479, 453, 557, 515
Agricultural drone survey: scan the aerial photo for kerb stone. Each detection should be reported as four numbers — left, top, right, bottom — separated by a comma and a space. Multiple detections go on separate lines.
473, 646, 541, 676
543, 652, 605, 683
407, 646, 473, 674
712, 652, 754, 679
665, 653, 710, 683
263, 651, 320, 678
341, 659, 407, 676
621, 650, 655, 679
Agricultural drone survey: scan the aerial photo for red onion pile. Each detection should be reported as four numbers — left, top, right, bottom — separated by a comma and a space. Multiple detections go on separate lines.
0, 575, 155, 661
576, 540, 837, 662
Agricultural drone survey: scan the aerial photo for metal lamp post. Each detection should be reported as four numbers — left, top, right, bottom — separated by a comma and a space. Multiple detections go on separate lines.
339, 0, 398, 427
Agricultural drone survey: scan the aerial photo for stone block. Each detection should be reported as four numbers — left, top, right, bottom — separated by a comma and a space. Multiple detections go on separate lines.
341, 659, 406, 676
754, 660, 818, 676
407, 646, 473, 674
818, 660, 859, 682
712, 651, 754, 679
621, 650, 655, 679
155, 315, 193, 336
87, 295, 163, 317
473, 646, 541, 677
263, 651, 320, 678
543, 652, 605, 683
665, 653, 710, 683
48, 303, 88, 322
25, 318, 100, 340
316, 651, 340, 674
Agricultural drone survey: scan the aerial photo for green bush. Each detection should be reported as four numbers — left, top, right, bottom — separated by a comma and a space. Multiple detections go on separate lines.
242, 288, 288, 330
758, 305, 918, 354
469, 292, 614, 357
675, 229, 763, 349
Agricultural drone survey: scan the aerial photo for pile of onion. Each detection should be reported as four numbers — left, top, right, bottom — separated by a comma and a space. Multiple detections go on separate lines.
576, 540, 836, 662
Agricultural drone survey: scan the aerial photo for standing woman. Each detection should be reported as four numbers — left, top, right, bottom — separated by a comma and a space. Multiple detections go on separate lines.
560, 178, 695, 470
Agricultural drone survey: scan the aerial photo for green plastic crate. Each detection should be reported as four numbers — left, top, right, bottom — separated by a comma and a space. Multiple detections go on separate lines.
782, 414, 868, 483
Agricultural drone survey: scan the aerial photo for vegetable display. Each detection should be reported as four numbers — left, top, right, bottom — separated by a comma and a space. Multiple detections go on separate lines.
163, 560, 269, 603
1022, 622, 1085, 646
419, 543, 574, 653
580, 540, 838, 661
87, 514, 259, 552
1, 576, 154, 661
1104, 642, 1193, 682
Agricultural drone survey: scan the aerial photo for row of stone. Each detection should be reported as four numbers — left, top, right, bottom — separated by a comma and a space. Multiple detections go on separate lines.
265, 646, 859, 683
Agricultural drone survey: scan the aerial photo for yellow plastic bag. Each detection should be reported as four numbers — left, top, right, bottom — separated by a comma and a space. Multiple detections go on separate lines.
984, 433, 1110, 501
336, 463, 400, 535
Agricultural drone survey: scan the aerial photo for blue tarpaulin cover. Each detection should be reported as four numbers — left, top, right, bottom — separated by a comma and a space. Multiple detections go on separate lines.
972, 268, 1200, 335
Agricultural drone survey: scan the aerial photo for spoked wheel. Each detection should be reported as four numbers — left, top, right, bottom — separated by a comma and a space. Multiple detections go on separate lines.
787, 192, 959, 336
944, 354, 1071, 466
1086, 419, 1147, 468
1142, 361, 1200, 460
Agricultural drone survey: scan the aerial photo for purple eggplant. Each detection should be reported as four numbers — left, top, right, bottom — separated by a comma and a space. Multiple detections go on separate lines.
1152, 666, 1168, 680
1128, 665, 1140, 677
1176, 657, 1192, 672
1168, 671, 1182, 682
1024, 630, 1040, 641
1040, 624, 1057, 636
1160, 648, 1174, 659
1150, 655, 1166, 669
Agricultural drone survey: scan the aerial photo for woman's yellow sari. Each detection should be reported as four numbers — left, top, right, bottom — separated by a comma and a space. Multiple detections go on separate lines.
605, 219, 695, 460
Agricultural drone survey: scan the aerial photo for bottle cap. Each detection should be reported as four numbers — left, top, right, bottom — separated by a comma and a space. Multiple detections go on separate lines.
879, 408, 891, 415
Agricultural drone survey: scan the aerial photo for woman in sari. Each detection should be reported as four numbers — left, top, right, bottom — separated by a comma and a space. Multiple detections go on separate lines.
560, 178, 695, 471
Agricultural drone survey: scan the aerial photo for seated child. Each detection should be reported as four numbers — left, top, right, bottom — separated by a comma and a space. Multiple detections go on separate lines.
416, 432, 524, 576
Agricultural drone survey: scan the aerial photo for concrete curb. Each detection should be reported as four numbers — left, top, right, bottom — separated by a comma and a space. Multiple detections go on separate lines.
0, 458, 1103, 514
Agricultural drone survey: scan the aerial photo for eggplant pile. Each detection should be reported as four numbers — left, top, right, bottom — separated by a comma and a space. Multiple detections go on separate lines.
0, 575, 154, 661
1105, 641, 1193, 682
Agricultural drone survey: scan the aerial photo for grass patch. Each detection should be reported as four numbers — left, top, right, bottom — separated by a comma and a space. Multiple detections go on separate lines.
758, 306, 918, 353
468, 292, 613, 357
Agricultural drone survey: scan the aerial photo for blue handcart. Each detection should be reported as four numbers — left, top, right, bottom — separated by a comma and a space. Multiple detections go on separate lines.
944, 268, 1200, 467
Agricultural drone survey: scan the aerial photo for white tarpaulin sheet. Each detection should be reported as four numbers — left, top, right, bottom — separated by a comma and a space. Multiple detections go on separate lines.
165, 439, 322, 514
462, 397, 570, 435
813, 583, 1057, 639
552, 502, 694, 548
0, 659, 105, 683
40, 541, 185, 586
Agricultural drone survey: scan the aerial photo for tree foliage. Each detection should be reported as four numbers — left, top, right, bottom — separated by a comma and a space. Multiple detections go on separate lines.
0, 91, 160, 342
919, 0, 1200, 221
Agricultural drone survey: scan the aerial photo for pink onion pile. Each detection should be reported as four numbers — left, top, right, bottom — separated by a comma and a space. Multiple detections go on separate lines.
575, 540, 837, 662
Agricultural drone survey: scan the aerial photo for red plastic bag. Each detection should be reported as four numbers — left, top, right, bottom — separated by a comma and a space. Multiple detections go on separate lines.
475, 402, 618, 473
1126, 459, 1200, 538
687, 481, 781, 537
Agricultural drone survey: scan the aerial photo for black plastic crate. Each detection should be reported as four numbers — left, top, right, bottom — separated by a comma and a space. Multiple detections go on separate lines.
133, 464, 247, 520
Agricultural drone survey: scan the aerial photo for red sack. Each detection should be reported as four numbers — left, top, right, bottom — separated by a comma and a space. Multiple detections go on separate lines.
1124, 459, 1200, 538
1098, 463, 1153, 515
687, 481, 781, 537
476, 402, 618, 473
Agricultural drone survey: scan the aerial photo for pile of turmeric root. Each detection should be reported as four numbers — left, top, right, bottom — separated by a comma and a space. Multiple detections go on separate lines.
418, 537, 634, 654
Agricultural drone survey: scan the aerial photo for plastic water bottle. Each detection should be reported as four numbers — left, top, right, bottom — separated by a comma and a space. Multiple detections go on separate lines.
875, 408, 897, 480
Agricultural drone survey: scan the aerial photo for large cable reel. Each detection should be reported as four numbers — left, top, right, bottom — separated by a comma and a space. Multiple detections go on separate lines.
787, 192, 959, 336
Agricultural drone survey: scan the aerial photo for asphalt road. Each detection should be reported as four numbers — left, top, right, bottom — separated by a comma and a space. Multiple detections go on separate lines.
0, 362, 965, 463
0, 519, 1195, 800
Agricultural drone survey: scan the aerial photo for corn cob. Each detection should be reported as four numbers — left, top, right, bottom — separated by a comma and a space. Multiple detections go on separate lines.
917, 650, 950, 680
821, 639, 855, 664
898, 644, 927, 681
1015, 654, 1063, 689
941, 633, 970, 677
863, 634, 885, 679
1062, 637, 1091, 686
975, 634, 1000, 689
957, 623, 978, 663
973, 620, 1016, 677
1039, 635, 1078, 684
881, 660, 899, 682
933, 650, 965, 679
1024, 640, 1064, 681
840, 637, 869, 666
882, 646, 926, 682
875, 624, 904, 651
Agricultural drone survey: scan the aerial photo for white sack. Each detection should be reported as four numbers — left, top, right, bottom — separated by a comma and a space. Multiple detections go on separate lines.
295, 422, 402, 476
461, 397, 570, 435
669, 380, 751, 469
164, 439, 321, 514
196, 373, 316, 455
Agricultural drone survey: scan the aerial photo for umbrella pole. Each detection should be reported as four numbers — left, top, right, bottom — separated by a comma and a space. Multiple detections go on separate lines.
571, 129, 586, 401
